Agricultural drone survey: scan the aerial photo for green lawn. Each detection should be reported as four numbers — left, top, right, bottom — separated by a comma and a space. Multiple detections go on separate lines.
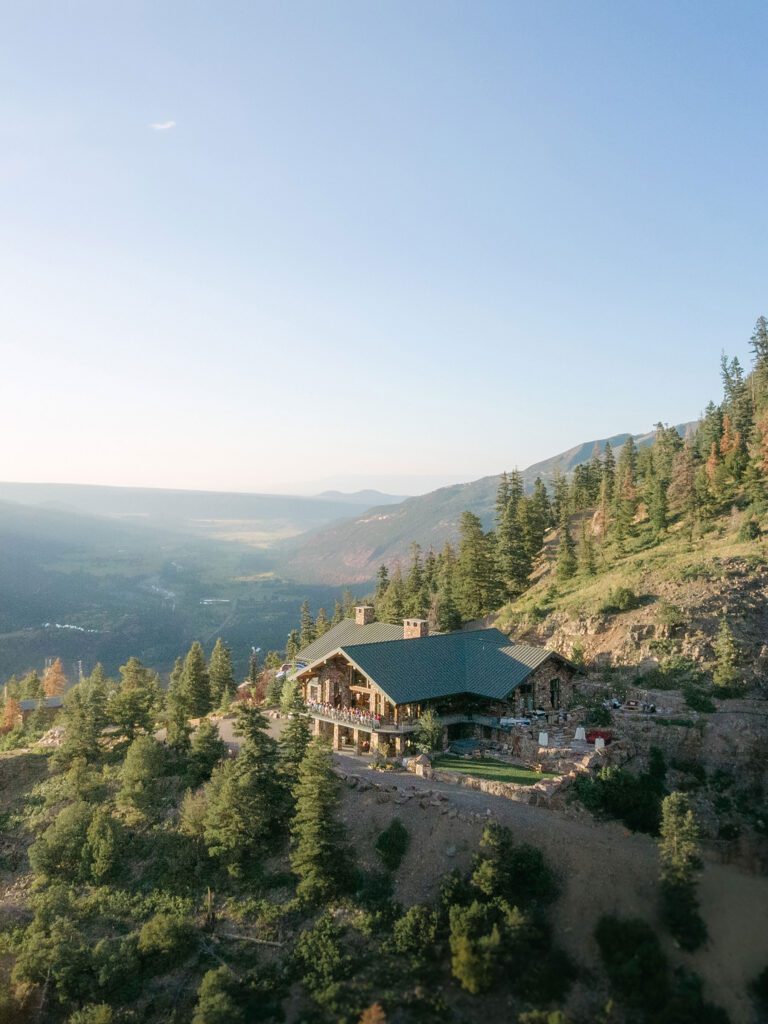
431, 756, 560, 785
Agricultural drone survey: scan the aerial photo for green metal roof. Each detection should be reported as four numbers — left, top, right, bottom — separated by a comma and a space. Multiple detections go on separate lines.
327, 628, 566, 706
295, 617, 404, 666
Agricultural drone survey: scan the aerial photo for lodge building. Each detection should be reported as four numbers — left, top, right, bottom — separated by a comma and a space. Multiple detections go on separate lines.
293, 606, 578, 756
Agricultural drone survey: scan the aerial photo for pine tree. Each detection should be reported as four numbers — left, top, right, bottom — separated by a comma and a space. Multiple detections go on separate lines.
208, 639, 235, 708
166, 687, 192, 752
280, 684, 312, 773
20, 670, 44, 700
668, 443, 699, 532
658, 792, 706, 950
456, 512, 500, 620
203, 704, 287, 874
526, 478, 551, 555
713, 619, 739, 687
169, 657, 184, 697
1, 696, 21, 732
507, 469, 524, 513
432, 578, 462, 632
721, 353, 753, 443
555, 513, 577, 580
299, 601, 315, 649
108, 659, 161, 742
118, 736, 166, 814
423, 548, 438, 592
578, 521, 596, 575
550, 471, 570, 522
42, 657, 67, 697
314, 608, 330, 637
601, 442, 616, 503
330, 601, 344, 626
750, 315, 768, 371
378, 564, 406, 623
189, 720, 228, 785
119, 656, 155, 692
375, 565, 390, 600
404, 543, 428, 617
494, 471, 511, 524
81, 665, 110, 734
264, 671, 284, 707
659, 793, 701, 886
285, 630, 300, 660
290, 739, 349, 902
646, 465, 668, 536
697, 401, 723, 460
496, 499, 530, 598
53, 687, 101, 768
86, 807, 120, 883
613, 436, 638, 539
178, 642, 211, 719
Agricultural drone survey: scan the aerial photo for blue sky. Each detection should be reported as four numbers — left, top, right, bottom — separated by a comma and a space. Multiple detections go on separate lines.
2, 1, 766, 495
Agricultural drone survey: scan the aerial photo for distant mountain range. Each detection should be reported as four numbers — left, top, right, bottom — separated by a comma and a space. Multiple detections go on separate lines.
0, 482, 382, 546
315, 490, 406, 506
278, 424, 697, 584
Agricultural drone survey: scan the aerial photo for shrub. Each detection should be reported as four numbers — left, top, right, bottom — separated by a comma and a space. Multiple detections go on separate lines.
68, 1006, 114, 1024
641, 655, 705, 693
391, 904, 438, 964
29, 801, 93, 882
192, 967, 246, 1024
595, 915, 668, 1011
448, 900, 503, 994
118, 736, 167, 814
574, 764, 665, 834
414, 709, 443, 753
189, 720, 228, 785
136, 912, 195, 968
657, 602, 687, 628
293, 913, 351, 992
683, 685, 716, 714
713, 620, 740, 687
599, 587, 640, 614
375, 818, 409, 872
471, 823, 557, 907
660, 880, 707, 951
586, 706, 611, 727
738, 517, 760, 541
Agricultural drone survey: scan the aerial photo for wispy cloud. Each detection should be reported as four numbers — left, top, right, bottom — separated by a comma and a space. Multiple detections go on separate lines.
149, 120, 176, 131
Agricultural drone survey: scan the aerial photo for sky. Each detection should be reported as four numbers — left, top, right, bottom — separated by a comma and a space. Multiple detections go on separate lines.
1, 1, 767, 496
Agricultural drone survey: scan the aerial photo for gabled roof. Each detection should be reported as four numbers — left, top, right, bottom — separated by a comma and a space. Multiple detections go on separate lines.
294, 617, 405, 666
297, 627, 573, 706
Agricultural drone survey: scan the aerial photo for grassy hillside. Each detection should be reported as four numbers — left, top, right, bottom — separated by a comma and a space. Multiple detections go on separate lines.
496, 510, 768, 682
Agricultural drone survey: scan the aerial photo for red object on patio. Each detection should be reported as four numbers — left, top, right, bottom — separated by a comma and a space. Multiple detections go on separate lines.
586, 729, 613, 745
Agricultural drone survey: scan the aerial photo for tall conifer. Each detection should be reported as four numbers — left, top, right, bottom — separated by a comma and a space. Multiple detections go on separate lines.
208, 638, 235, 708
178, 642, 211, 719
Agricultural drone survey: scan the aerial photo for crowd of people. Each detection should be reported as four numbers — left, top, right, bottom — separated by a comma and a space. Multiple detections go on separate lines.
306, 700, 384, 731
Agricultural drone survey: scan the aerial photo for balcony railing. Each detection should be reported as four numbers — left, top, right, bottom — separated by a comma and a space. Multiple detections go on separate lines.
304, 702, 512, 735
305, 701, 405, 731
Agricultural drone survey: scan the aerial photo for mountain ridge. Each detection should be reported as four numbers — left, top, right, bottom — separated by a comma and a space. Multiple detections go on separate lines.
278, 422, 698, 584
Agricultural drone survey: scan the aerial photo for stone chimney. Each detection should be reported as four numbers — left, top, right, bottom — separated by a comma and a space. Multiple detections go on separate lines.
403, 618, 429, 640
355, 605, 375, 626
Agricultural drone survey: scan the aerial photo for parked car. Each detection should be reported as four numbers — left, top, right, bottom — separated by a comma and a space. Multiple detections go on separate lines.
500, 716, 531, 728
